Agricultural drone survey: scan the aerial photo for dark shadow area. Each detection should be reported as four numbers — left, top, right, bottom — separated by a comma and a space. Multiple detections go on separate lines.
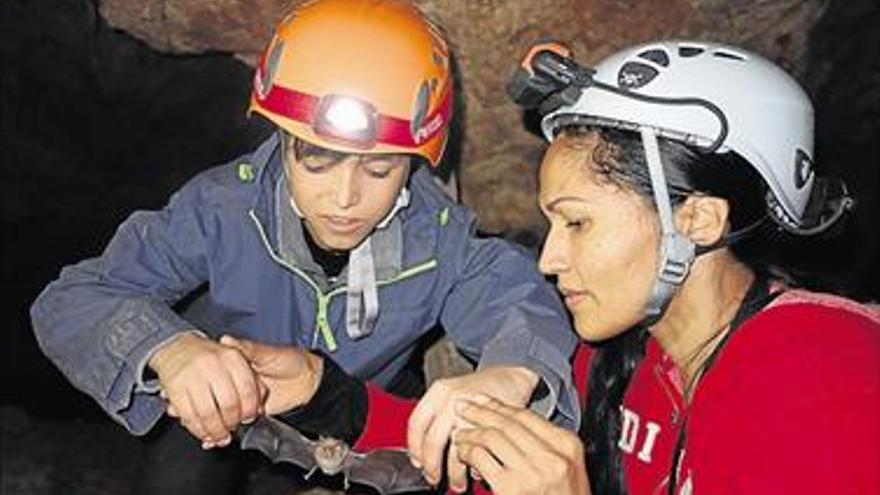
1, 0, 878, 493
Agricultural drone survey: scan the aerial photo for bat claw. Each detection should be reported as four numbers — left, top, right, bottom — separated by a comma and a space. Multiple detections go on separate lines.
304, 466, 318, 480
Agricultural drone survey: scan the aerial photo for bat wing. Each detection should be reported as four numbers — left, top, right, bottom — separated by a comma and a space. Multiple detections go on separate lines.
345, 449, 432, 494
238, 416, 318, 472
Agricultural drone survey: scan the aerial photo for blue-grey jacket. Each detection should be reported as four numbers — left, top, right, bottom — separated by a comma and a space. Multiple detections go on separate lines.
30, 135, 579, 435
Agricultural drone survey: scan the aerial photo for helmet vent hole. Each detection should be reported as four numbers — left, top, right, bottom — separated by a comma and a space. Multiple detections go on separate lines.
411, 82, 430, 137
713, 50, 746, 61
618, 61, 660, 88
637, 49, 670, 67
678, 45, 705, 57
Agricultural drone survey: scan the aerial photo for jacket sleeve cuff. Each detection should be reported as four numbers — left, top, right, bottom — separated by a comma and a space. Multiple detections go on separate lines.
477, 325, 581, 431
100, 298, 193, 432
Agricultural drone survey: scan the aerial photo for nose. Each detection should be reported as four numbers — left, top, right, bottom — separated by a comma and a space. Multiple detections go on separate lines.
334, 162, 361, 209
538, 225, 568, 275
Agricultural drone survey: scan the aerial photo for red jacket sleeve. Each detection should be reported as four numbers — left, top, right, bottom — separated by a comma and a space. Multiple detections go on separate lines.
352, 383, 416, 450
354, 344, 594, 451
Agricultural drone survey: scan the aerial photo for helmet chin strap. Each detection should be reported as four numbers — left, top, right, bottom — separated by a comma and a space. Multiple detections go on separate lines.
376, 186, 411, 229
641, 127, 696, 326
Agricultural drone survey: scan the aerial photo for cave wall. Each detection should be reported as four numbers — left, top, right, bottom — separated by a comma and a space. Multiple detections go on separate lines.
97, 0, 827, 232
89, 0, 880, 298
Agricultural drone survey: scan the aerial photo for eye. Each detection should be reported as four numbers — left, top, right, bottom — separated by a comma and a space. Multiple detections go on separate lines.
301, 156, 335, 173
565, 220, 584, 230
303, 163, 329, 174
360, 155, 407, 179
364, 167, 392, 179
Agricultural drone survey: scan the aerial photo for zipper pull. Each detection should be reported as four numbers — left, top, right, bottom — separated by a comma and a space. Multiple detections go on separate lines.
315, 294, 338, 352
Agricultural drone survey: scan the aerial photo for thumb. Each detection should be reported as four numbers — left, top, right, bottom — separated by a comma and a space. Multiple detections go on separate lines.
220, 334, 273, 367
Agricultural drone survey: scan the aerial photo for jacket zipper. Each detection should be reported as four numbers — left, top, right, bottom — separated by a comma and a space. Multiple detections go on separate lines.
249, 210, 437, 352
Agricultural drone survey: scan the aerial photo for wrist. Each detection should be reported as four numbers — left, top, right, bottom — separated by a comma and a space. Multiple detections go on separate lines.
499, 365, 542, 406
274, 351, 325, 412
504, 365, 541, 392
298, 352, 324, 406
147, 331, 203, 376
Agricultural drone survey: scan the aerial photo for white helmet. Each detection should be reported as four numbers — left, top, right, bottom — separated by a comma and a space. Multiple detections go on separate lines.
541, 40, 822, 228
510, 40, 853, 322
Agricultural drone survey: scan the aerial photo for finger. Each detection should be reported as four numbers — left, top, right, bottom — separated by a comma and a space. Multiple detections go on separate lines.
221, 334, 273, 369
160, 387, 178, 417
257, 378, 269, 403
421, 406, 456, 484
189, 383, 230, 443
219, 334, 243, 352
459, 401, 579, 470
210, 367, 245, 432
173, 393, 209, 442
475, 399, 569, 443
454, 436, 505, 490
407, 392, 439, 468
455, 426, 528, 471
458, 399, 555, 446
224, 352, 261, 422
446, 440, 468, 493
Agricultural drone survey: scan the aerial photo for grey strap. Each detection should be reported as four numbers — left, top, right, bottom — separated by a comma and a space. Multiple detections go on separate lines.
376, 186, 410, 230
641, 128, 695, 323
344, 185, 409, 338
346, 238, 379, 339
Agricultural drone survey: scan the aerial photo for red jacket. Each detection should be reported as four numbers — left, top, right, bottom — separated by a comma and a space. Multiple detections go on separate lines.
354, 293, 880, 494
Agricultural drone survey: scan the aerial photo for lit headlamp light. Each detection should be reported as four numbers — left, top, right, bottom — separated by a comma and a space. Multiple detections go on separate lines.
254, 80, 451, 153
313, 94, 379, 148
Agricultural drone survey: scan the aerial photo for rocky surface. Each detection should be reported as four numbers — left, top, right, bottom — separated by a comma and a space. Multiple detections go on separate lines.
97, 0, 825, 233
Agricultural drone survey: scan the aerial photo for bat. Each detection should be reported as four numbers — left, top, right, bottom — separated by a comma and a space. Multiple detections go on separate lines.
239, 416, 433, 494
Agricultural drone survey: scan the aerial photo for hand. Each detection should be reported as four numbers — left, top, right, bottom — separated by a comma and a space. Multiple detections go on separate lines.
453, 398, 590, 495
219, 335, 324, 415
149, 332, 262, 448
406, 365, 539, 491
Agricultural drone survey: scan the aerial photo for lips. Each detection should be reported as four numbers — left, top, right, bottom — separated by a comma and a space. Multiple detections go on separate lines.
321, 215, 364, 235
559, 287, 589, 308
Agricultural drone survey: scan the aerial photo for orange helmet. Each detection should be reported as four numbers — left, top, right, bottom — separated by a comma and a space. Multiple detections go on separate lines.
249, 0, 453, 167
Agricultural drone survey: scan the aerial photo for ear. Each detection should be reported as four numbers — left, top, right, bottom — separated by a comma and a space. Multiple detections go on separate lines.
674, 195, 729, 247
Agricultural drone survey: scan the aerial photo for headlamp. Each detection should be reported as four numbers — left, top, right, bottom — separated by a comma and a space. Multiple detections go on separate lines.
254, 81, 451, 153
313, 95, 379, 148
507, 42, 594, 114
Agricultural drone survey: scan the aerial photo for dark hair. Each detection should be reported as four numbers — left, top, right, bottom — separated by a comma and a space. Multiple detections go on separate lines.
280, 132, 417, 168
559, 124, 779, 495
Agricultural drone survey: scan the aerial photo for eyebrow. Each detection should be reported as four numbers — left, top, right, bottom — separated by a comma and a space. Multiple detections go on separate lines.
543, 195, 591, 212
360, 155, 406, 166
